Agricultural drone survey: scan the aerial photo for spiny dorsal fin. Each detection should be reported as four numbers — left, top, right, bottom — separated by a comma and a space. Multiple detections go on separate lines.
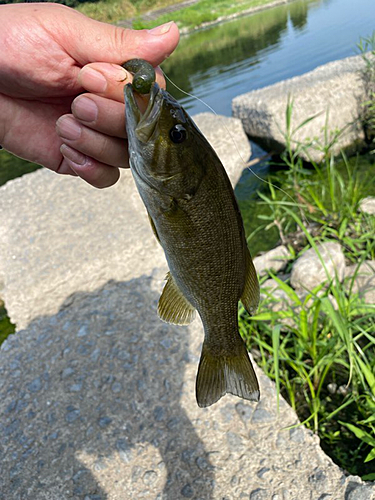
158, 272, 196, 326
196, 339, 260, 408
241, 249, 260, 316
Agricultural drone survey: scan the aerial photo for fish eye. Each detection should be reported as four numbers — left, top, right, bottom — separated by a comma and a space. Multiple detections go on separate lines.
169, 124, 187, 144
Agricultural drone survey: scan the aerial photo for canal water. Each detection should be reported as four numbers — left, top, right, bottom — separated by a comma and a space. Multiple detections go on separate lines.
162, 0, 375, 116
161, 0, 375, 254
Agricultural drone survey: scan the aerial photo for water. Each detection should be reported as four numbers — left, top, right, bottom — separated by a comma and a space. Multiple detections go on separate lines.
162, 0, 375, 116
161, 0, 375, 253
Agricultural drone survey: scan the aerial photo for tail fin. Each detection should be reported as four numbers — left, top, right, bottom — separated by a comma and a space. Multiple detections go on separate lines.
196, 340, 260, 408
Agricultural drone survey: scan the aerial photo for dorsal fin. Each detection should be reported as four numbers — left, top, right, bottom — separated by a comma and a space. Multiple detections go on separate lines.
241, 249, 260, 316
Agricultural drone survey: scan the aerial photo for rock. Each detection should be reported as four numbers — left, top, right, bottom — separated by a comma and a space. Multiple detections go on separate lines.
250, 488, 268, 500
345, 260, 375, 305
253, 245, 290, 276
359, 196, 375, 215
290, 242, 345, 292
259, 278, 295, 327
192, 113, 251, 185
345, 481, 375, 500
0, 114, 248, 330
233, 55, 367, 162
0, 119, 373, 499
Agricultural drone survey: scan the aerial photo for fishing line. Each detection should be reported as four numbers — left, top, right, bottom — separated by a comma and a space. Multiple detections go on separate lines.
162, 70, 300, 206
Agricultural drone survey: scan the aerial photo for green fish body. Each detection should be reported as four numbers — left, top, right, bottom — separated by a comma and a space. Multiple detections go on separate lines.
124, 82, 260, 407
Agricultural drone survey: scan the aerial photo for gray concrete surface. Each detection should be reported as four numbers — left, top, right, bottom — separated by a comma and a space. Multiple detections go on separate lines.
0, 113, 249, 331
0, 114, 373, 499
232, 55, 368, 162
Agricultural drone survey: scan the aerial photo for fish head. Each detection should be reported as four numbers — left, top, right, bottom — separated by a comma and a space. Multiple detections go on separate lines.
124, 82, 208, 196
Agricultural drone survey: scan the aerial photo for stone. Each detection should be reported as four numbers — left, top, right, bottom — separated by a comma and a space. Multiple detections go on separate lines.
345, 260, 375, 305
260, 278, 293, 309
233, 55, 367, 162
290, 241, 346, 291
0, 109, 373, 500
359, 196, 375, 215
345, 482, 375, 500
250, 488, 269, 500
0, 114, 249, 330
192, 113, 251, 183
181, 483, 194, 498
253, 245, 290, 277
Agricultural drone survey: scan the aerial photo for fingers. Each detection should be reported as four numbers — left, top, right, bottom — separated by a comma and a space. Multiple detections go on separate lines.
78, 62, 166, 105
56, 61, 166, 188
57, 151, 120, 188
71, 94, 126, 139
56, 114, 128, 167
56, 112, 126, 188
56, 62, 164, 188
65, 14, 180, 68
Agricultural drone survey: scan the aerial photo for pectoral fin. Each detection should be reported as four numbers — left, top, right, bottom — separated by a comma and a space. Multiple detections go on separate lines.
158, 272, 196, 325
241, 250, 260, 316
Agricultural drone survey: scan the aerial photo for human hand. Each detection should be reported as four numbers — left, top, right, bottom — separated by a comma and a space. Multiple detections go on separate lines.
0, 3, 179, 187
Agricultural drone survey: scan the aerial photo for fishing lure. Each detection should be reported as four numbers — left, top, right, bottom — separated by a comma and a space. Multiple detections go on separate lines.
122, 59, 156, 95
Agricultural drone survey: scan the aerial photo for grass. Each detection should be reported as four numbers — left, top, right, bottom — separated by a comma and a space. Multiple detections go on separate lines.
0, 300, 15, 345
0, 150, 40, 187
239, 97, 375, 479
77, 0, 183, 23
131, 0, 276, 30
75, 0, 279, 29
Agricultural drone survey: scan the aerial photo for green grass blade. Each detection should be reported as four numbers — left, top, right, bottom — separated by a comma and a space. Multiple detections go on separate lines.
339, 422, 375, 447
356, 356, 375, 397
364, 447, 375, 463
272, 324, 281, 412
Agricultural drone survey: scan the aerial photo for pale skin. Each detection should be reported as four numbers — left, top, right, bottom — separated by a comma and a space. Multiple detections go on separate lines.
0, 3, 180, 188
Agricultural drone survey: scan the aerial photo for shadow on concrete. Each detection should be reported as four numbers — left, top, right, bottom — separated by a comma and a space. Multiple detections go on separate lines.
1, 275, 214, 499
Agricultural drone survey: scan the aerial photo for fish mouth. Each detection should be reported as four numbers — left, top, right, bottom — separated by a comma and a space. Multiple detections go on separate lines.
124, 82, 163, 143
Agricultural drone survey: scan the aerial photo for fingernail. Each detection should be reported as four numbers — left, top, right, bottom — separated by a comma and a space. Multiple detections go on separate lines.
60, 144, 87, 166
56, 117, 82, 141
80, 68, 107, 93
73, 97, 98, 123
148, 21, 174, 35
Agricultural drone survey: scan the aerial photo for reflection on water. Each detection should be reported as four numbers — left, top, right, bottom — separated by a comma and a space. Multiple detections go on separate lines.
161, 0, 375, 254
162, 0, 375, 116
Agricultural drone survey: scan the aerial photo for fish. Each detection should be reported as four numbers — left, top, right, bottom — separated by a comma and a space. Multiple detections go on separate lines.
124, 80, 260, 408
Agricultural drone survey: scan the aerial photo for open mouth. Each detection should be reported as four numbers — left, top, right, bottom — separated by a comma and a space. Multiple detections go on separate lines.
124, 82, 162, 143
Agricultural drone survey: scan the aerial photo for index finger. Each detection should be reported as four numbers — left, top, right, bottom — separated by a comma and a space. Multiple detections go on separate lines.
78, 62, 166, 106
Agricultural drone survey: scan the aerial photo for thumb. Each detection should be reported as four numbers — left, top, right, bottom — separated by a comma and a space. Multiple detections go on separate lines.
64, 11, 180, 67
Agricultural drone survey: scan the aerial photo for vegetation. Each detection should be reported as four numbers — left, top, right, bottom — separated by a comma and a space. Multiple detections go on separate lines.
1, 0, 97, 6
0, 0, 374, 478
358, 32, 375, 152
77, 0, 182, 24
0, 150, 40, 187
0, 301, 15, 345
239, 101, 375, 480
131, 0, 275, 31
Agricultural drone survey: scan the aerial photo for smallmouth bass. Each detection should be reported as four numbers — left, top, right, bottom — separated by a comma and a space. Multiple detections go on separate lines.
124, 72, 260, 408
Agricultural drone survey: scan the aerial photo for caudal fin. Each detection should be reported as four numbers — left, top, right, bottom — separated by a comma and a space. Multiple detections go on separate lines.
196, 340, 260, 408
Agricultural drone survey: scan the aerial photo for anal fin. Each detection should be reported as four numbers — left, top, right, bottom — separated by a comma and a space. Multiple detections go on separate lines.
158, 272, 196, 326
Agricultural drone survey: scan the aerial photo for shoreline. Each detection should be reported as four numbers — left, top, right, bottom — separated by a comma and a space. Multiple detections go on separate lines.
116, 0, 300, 34
180, 0, 300, 35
